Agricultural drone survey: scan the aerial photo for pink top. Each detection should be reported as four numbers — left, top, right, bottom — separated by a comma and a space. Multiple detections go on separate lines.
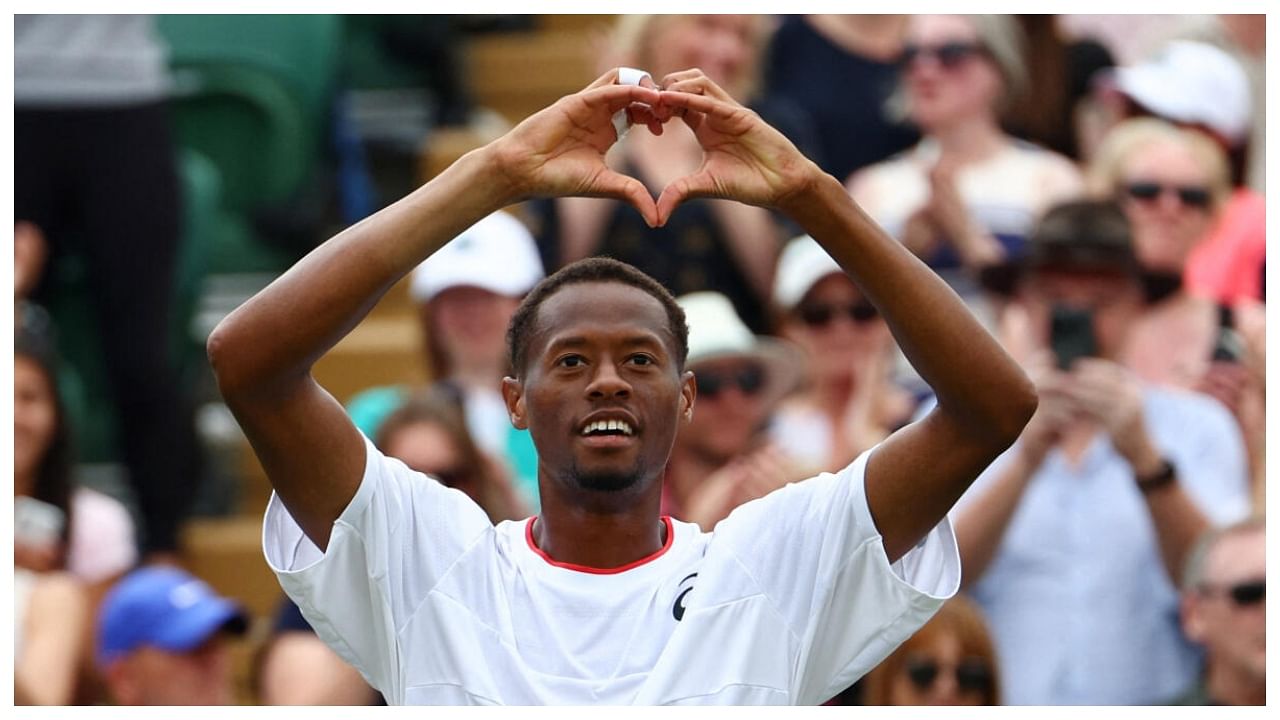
67, 487, 137, 583
1185, 188, 1266, 303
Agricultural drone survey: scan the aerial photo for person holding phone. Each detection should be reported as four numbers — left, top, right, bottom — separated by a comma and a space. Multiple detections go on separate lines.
956, 200, 1250, 705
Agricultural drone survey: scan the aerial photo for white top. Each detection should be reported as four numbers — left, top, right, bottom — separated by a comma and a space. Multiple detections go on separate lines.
263, 435, 960, 705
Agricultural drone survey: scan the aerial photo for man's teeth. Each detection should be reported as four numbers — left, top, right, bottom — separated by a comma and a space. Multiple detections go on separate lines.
581, 419, 634, 436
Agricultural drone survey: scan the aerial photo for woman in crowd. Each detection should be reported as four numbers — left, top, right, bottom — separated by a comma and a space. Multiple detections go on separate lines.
346, 210, 544, 508
861, 595, 1002, 705
848, 14, 1082, 323
768, 235, 914, 474
530, 14, 785, 333
374, 387, 527, 524
15, 327, 130, 704
1088, 117, 1265, 505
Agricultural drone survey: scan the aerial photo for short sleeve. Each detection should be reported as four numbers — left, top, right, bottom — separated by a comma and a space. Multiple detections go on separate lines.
262, 434, 494, 697
709, 445, 960, 704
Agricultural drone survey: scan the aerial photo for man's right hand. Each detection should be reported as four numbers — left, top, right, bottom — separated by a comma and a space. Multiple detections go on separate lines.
487, 69, 665, 226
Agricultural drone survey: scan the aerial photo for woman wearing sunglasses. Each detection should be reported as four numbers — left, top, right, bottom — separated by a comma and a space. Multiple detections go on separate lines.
1088, 118, 1265, 508
767, 235, 914, 475
847, 14, 1082, 324
861, 594, 1001, 705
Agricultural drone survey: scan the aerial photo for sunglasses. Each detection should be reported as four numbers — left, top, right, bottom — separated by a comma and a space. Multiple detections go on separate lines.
905, 656, 993, 694
796, 301, 879, 328
1124, 181, 1212, 210
697, 364, 766, 398
900, 41, 987, 70
1199, 579, 1265, 607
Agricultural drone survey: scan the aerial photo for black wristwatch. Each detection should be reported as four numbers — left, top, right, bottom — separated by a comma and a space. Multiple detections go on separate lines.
1135, 458, 1177, 494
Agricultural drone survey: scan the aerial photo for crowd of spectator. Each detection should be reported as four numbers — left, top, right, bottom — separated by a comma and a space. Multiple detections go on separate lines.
13, 13, 1265, 706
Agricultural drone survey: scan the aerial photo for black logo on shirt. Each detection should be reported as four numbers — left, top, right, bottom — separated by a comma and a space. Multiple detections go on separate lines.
672, 572, 697, 621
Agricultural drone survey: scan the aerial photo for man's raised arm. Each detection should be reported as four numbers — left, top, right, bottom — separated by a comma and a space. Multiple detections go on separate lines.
653, 72, 1037, 562
207, 71, 663, 549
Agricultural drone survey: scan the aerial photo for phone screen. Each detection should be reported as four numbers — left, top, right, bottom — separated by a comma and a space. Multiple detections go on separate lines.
15, 496, 66, 549
1050, 305, 1097, 370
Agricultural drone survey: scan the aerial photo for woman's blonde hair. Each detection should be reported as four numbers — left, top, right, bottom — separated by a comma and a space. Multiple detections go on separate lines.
1086, 117, 1231, 213
606, 14, 772, 100
861, 594, 1002, 705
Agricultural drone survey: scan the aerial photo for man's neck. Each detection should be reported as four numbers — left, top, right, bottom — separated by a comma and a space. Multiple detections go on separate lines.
1206, 661, 1265, 706
666, 444, 728, 511
532, 482, 667, 569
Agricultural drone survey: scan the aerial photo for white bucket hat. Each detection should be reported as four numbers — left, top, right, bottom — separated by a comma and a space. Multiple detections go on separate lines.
678, 291, 804, 410
410, 211, 545, 302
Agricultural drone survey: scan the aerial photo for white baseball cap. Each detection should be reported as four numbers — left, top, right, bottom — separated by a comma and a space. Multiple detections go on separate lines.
410, 211, 546, 302
678, 291, 804, 410
772, 234, 845, 312
1110, 41, 1252, 146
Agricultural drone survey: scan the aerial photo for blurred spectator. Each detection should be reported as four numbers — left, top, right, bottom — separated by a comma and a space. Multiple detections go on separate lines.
1094, 40, 1264, 307
1087, 118, 1231, 386
861, 594, 1001, 706
530, 14, 784, 333
762, 15, 919, 181
1087, 118, 1266, 503
375, 387, 527, 523
16, 317, 137, 705
15, 326, 137, 588
14, 568, 88, 706
768, 235, 914, 473
257, 596, 381, 706
15, 14, 201, 561
346, 210, 544, 508
97, 566, 248, 706
1172, 517, 1265, 706
960, 200, 1250, 704
848, 14, 1082, 322
665, 292, 805, 530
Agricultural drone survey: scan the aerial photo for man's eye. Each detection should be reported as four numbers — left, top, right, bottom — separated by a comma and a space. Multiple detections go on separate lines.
558, 355, 584, 368
629, 354, 654, 366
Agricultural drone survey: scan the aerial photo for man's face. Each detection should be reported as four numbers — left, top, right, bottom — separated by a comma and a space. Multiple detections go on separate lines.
1017, 268, 1143, 363
504, 283, 694, 507
1184, 529, 1266, 683
679, 356, 768, 465
110, 635, 234, 705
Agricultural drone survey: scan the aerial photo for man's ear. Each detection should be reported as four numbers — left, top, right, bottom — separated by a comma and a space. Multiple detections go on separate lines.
680, 370, 696, 423
502, 376, 528, 430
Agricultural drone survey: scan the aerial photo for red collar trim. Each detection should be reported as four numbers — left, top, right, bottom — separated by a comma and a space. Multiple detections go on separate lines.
524, 516, 674, 574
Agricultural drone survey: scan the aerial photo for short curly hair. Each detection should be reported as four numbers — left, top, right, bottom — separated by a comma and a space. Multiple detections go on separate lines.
506, 257, 689, 377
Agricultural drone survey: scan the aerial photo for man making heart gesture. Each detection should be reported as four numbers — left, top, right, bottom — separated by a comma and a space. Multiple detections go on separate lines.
210, 68, 1036, 705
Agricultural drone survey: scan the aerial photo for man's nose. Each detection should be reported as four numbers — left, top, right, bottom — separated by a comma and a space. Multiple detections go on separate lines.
586, 362, 631, 399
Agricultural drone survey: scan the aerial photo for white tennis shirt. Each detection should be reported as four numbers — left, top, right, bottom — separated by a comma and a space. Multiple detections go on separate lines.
263, 435, 959, 705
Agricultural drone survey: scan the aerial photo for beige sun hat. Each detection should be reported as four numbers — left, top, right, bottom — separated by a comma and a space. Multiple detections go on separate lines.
678, 291, 805, 410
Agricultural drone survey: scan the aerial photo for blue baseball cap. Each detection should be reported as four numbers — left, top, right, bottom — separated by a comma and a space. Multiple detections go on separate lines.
97, 567, 248, 668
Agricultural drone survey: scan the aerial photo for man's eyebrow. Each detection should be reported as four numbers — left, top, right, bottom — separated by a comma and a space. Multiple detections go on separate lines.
543, 332, 668, 354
